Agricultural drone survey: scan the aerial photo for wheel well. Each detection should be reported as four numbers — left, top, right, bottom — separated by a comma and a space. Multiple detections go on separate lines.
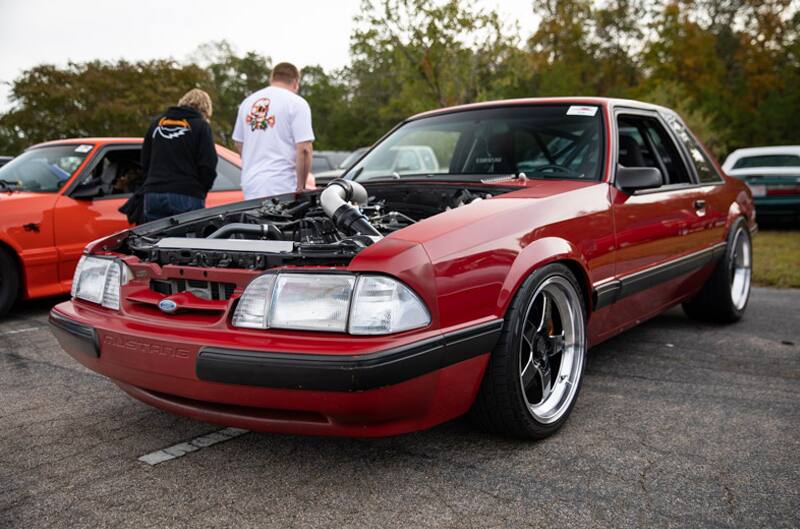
554, 259, 592, 312
0, 241, 24, 298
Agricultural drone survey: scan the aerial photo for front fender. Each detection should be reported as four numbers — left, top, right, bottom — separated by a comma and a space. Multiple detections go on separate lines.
498, 236, 592, 315
0, 232, 25, 255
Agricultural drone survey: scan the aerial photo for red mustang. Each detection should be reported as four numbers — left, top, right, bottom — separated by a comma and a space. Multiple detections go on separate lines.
0, 138, 243, 316
50, 99, 755, 439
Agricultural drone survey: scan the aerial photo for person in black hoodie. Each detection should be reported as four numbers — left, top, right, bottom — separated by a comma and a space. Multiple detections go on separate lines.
140, 89, 218, 222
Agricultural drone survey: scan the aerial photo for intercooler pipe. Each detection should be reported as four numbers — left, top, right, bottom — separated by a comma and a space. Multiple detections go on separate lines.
320, 179, 382, 238
207, 223, 283, 240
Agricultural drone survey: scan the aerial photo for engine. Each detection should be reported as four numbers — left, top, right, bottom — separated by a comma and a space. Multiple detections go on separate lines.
121, 180, 508, 270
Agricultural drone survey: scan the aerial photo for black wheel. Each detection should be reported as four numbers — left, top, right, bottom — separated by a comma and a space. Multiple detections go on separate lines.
0, 248, 20, 317
683, 218, 752, 323
470, 263, 587, 440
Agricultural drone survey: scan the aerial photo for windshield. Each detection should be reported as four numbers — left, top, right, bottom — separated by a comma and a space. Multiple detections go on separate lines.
0, 144, 91, 192
348, 105, 604, 182
339, 147, 368, 169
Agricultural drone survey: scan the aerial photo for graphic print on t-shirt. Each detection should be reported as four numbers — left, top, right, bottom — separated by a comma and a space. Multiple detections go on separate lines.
154, 118, 191, 139
246, 98, 277, 131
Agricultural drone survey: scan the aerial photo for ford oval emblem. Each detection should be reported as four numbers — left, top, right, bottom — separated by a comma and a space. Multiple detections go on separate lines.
158, 299, 178, 313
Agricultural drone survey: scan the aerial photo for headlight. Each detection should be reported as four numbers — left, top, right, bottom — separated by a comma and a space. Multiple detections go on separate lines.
71, 256, 131, 310
232, 273, 431, 335
348, 276, 432, 335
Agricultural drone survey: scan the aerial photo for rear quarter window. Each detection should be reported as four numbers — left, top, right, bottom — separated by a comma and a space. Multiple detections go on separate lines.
664, 113, 723, 184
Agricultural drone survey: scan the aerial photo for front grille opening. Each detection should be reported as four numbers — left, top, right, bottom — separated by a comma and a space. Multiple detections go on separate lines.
150, 279, 236, 300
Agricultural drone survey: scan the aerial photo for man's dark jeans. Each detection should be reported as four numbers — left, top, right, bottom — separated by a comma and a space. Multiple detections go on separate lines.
143, 192, 205, 223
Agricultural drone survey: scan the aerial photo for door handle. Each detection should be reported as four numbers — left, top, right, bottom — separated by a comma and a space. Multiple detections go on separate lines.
694, 199, 707, 216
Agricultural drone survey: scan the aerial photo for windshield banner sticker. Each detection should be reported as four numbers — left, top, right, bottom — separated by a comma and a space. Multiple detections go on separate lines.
566, 105, 598, 117
74, 144, 93, 153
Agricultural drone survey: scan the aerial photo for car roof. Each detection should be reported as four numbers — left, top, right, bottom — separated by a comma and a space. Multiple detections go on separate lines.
31, 138, 143, 148
28, 137, 241, 165
726, 145, 800, 156
408, 97, 672, 121
727, 167, 800, 177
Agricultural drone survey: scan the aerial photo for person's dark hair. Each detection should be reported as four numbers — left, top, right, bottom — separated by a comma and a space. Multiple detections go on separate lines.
271, 62, 300, 84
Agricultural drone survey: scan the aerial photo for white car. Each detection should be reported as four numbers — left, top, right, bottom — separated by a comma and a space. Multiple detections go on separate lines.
354, 145, 441, 181
722, 146, 800, 222
722, 145, 800, 172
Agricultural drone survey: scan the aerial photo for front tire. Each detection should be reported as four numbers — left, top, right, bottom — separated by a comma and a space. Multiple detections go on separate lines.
470, 264, 587, 440
0, 248, 20, 317
683, 218, 752, 323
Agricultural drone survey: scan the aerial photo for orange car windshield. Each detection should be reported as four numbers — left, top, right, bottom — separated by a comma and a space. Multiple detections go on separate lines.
0, 145, 92, 193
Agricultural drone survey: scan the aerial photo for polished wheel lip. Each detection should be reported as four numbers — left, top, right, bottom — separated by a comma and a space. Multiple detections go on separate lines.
518, 275, 585, 425
730, 228, 752, 311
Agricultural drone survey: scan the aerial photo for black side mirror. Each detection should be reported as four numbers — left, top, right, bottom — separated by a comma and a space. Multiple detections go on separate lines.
616, 166, 662, 193
70, 186, 100, 200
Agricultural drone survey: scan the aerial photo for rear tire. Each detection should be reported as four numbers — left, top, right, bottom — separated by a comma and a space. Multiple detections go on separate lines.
682, 218, 752, 323
469, 264, 587, 440
0, 248, 20, 317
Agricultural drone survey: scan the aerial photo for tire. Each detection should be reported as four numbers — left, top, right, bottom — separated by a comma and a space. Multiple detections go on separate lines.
682, 218, 752, 323
469, 263, 587, 440
0, 248, 20, 317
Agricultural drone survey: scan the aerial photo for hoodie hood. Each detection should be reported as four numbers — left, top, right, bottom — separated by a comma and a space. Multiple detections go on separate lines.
163, 106, 204, 120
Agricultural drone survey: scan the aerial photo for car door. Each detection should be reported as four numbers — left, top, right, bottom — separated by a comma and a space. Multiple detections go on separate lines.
52, 144, 140, 288
602, 108, 717, 336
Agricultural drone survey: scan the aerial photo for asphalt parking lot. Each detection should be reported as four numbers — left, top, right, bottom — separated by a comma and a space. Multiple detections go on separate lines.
1, 288, 798, 529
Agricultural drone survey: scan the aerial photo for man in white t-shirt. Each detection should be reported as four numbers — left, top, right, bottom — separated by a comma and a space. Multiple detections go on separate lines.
232, 62, 315, 199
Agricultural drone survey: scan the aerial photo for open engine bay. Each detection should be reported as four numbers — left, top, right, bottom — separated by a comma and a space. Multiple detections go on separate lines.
120, 181, 513, 270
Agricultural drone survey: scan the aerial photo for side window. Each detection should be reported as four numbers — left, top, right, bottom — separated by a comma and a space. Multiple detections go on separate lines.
664, 113, 723, 184
642, 121, 691, 184
617, 115, 690, 185
71, 148, 143, 198
211, 158, 242, 191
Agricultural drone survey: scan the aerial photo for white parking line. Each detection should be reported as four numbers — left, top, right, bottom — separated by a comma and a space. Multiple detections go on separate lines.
138, 427, 249, 465
0, 327, 41, 336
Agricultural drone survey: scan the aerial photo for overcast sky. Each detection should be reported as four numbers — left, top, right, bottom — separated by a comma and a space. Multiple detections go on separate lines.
0, 0, 538, 111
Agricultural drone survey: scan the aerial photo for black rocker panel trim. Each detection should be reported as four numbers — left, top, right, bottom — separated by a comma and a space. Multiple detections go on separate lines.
196, 320, 503, 392
592, 242, 727, 310
48, 310, 100, 358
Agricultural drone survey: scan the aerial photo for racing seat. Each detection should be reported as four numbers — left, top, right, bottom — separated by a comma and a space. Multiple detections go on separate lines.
98, 161, 119, 195
618, 135, 646, 167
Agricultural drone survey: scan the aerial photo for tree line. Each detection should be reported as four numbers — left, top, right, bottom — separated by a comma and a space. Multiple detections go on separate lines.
1, 0, 798, 159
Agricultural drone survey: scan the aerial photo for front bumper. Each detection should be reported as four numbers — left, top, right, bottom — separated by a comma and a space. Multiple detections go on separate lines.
49, 301, 501, 437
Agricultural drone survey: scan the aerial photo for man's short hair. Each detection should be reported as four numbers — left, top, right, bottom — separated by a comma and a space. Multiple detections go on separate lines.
271, 62, 300, 84
178, 88, 213, 120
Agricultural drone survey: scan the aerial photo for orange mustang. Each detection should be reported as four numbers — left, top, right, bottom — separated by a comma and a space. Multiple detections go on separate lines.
0, 138, 243, 316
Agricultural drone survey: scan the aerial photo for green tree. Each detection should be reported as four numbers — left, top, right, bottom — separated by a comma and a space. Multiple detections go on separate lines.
347, 0, 521, 145
526, 0, 645, 97
191, 40, 271, 145
300, 65, 362, 150
641, 0, 800, 155
0, 60, 209, 154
